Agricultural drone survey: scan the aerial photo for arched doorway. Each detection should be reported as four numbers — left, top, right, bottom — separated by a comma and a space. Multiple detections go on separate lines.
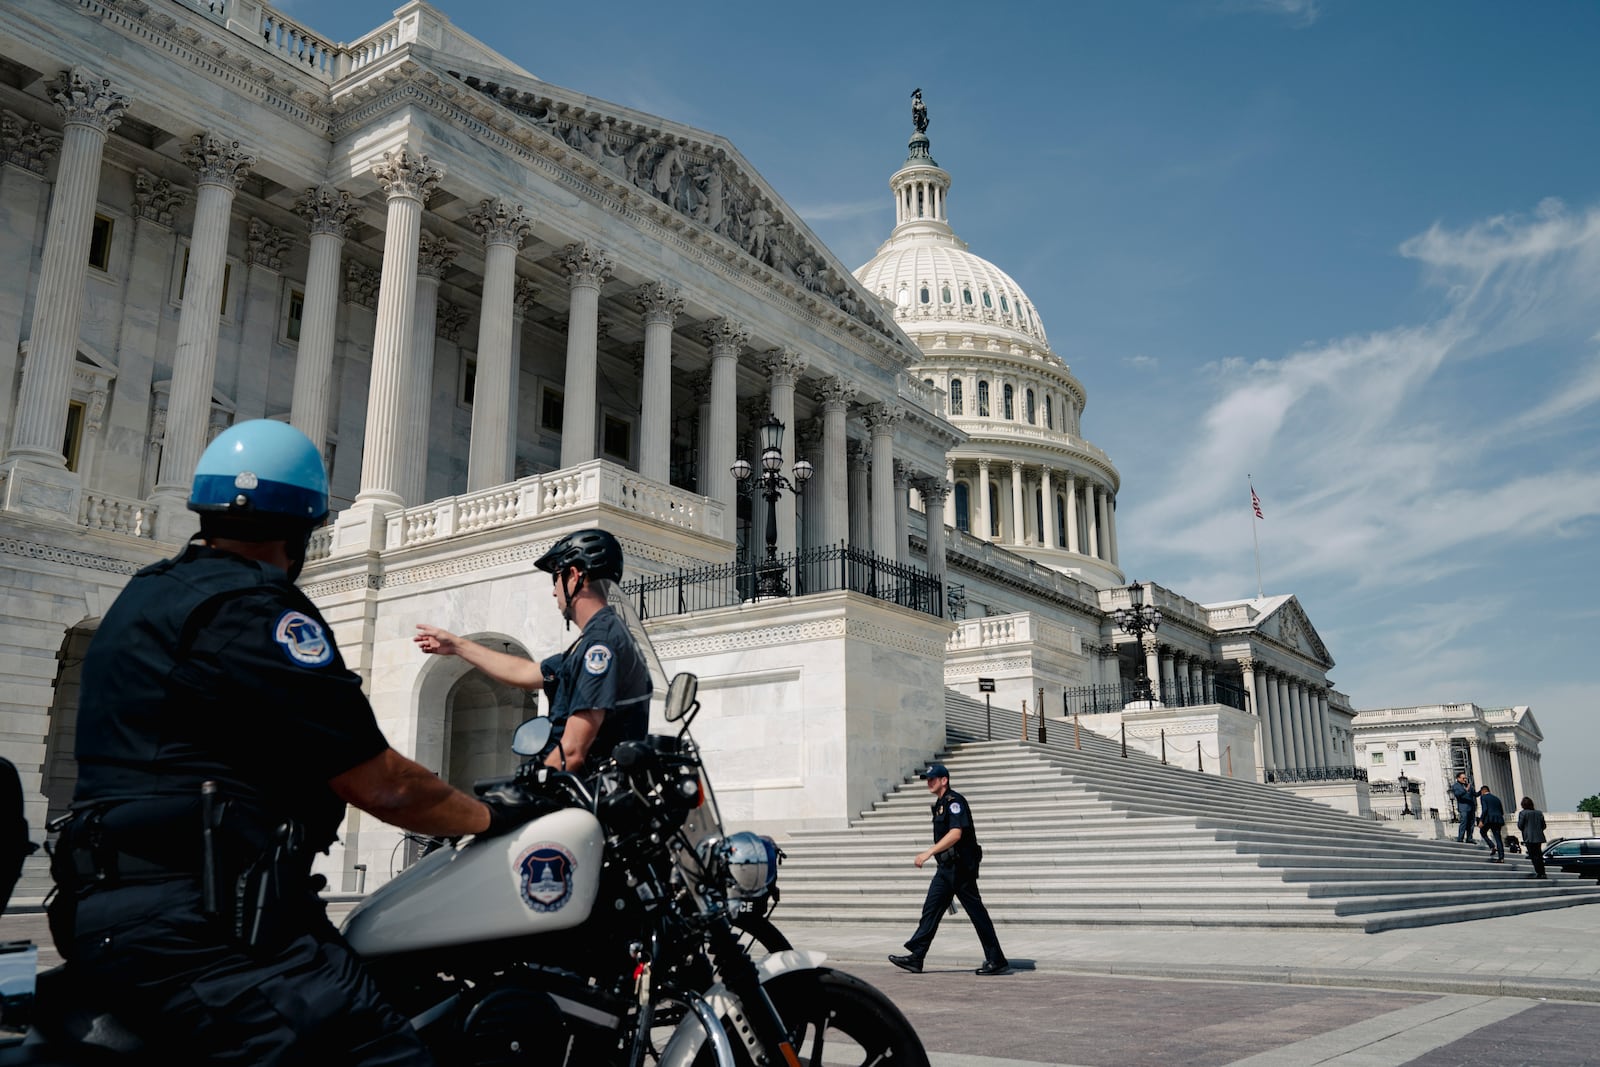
440, 667, 536, 792
42, 622, 97, 824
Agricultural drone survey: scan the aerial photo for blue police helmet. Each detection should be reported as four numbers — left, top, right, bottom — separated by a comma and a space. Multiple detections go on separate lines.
187, 419, 329, 523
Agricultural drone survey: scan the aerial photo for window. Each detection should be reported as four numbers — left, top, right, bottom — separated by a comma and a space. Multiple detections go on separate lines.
62, 400, 86, 473
88, 215, 114, 272
977, 380, 990, 417
1403, 749, 1417, 763
284, 289, 305, 343
987, 484, 1000, 536
941, 285, 951, 303
459, 358, 477, 406
954, 483, 970, 533
896, 284, 910, 308
1371, 751, 1385, 765
962, 286, 973, 305
923, 377, 935, 387
1055, 495, 1067, 547
602, 413, 632, 462
919, 286, 930, 305
1000, 294, 1010, 313
1045, 395, 1053, 429
949, 379, 963, 415
540, 385, 564, 432
981, 290, 993, 309
1034, 488, 1043, 537
1003, 384, 1014, 420
1025, 389, 1036, 424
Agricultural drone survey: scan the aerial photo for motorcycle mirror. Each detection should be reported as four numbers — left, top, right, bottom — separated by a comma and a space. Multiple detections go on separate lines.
664, 673, 699, 724
510, 716, 554, 757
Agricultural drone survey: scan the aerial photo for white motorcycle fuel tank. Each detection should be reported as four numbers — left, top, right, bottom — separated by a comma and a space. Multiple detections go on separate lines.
341, 807, 605, 957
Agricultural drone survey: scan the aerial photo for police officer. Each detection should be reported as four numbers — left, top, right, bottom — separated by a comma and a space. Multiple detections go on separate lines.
888, 763, 1010, 976
53, 420, 538, 1064
415, 528, 650, 772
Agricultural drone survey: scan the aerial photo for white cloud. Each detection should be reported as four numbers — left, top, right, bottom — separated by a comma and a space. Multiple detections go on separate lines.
1224, 0, 1320, 28
795, 199, 885, 224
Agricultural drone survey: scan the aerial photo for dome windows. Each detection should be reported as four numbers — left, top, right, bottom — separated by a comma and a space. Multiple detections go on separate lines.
1025, 388, 1036, 424
949, 378, 963, 415
1000, 294, 1010, 313
941, 284, 952, 304
919, 285, 930, 305
962, 286, 973, 305
1045, 394, 1054, 429
896, 284, 910, 309
1003, 384, 1014, 419
977, 380, 990, 417
981, 290, 993, 309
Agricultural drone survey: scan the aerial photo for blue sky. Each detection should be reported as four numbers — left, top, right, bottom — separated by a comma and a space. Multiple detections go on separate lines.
297, 1, 1599, 811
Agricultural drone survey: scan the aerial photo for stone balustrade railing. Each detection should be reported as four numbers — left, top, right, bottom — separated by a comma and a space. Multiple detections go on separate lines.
386, 461, 721, 550
305, 525, 334, 564
946, 610, 1079, 654
79, 491, 157, 539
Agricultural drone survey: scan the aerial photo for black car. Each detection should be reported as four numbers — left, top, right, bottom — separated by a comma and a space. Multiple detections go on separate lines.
1543, 838, 1600, 881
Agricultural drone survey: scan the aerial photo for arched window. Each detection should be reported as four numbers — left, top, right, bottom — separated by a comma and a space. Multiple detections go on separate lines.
919, 285, 930, 304
896, 284, 910, 308
954, 482, 970, 533
982, 290, 993, 309
988, 483, 1001, 537
1045, 395, 1053, 429
923, 377, 935, 387
941, 285, 952, 303
977, 380, 990, 417
962, 287, 973, 305
949, 378, 963, 415
1003, 384, 1014, 420
1055, 495, 1067, 547
1025, 388, 1036, 424
1000, 294, 1010, 313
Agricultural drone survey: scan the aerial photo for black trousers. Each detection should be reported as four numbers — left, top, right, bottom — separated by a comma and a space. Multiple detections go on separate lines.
1482, 823, 1504, 860
1529, 843, 1547, 876
59, 879, 434, 1066
904, 860, 1004, 963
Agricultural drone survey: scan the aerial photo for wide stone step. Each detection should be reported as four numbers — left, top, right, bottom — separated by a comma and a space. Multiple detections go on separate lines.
771, 901, 1367, 930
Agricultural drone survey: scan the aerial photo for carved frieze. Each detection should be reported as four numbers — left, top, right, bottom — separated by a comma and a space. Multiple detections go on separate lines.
1, 111, 63, 176
182, 133, 255, 190
294, 183, 359, 238
132, 168, 188, 227
49, 68, 129, 134
373, 147, 443, 203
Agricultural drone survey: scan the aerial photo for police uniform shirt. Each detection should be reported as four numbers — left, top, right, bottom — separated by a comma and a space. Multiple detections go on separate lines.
931, 788, 981, 867
74, 544, 390, 849
539, 605, 651, 765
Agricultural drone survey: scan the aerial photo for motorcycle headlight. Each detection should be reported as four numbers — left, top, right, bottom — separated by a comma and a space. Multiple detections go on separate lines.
721, 832, 779, 900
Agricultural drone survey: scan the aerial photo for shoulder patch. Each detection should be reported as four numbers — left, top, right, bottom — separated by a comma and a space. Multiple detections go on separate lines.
273, 610, 334, 667
583, 644, 612, 676
949, 801, 962, 814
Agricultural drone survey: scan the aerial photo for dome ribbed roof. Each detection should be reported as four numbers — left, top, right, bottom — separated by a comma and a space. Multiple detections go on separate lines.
856, 240, 1049, 345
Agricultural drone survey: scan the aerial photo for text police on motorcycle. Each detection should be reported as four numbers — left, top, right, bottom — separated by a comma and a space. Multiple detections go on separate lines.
50, 420, 543, 1065
414, 528, 650, 772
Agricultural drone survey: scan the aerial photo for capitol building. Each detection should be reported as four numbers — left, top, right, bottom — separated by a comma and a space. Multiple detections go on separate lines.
0, 0, 1546, 887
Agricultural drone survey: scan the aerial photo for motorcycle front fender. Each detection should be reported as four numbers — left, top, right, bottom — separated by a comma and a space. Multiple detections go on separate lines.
656, 950, 827, 1067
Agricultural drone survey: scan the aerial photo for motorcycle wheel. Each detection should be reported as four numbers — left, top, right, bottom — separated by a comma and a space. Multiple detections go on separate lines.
695, 966, 928, 1067
732, 913, 791, 956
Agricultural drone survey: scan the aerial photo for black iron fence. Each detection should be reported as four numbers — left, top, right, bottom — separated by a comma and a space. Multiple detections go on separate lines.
1063, 678, 1249, 716
621, 543, 944, 621
1265, 766, 1369, 783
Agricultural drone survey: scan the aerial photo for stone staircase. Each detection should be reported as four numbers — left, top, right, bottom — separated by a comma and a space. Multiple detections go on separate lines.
772, 691, 1600, 932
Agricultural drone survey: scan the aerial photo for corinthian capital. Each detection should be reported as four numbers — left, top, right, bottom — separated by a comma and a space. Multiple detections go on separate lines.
416, 232, 460, 280
815, 376, 857, 411
513, 278, 542, 316
700, 317, 749, 356
245, 219, 291, 271
469, 198, 533, 248
372, 146, 443, 203
295, 183, 359, 238
1, 110, 63, 176
132, 168, 188, 227
438, 300, 470, 342
761, 346, 807, 386
182, 133, 255, 190
560, 242, 613, 287
635, 282, 684, 326
48, 68, 129, 134
343, 262, 380, 308
861, 403, 904, 434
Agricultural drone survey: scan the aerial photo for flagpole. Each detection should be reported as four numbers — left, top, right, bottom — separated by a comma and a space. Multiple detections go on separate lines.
1249, 476, 1263, 599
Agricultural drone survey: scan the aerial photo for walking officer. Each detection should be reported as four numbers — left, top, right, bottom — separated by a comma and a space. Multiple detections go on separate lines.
889, 763, 1010, 976
49, 420, 541, 1064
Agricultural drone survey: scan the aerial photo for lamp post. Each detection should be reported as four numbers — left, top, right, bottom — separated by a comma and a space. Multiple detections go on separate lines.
1398, 772, 1414, 817
1111, 581, 1163, 704
731, 413, 813, 597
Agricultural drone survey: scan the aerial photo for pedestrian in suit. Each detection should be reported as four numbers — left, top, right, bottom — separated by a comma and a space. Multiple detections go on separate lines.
1517, 797, 1548, 879
1450, 772, 1476, 843
888, 763, 1009, 976
1478, 786, 1506, 862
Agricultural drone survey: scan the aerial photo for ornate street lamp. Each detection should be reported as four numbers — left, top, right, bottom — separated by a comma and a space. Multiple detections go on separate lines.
1111, 581, 1163, 704
1398, 772, 1414, 817
731, 413, 813, 597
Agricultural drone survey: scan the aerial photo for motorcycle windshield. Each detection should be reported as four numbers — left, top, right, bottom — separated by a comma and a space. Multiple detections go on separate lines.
596, 578, 671, 722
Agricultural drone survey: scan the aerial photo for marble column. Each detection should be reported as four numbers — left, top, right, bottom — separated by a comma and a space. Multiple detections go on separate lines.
688, 371, 711, 495
290, 184, 358, 451
1040, 466, 1056, 548
1142, 638, 1162, 704
1009, 463, 1025, 545
350, 147, 441, 522
509, 278, 540, 477
1298, 683, 1319, 768
763, 347, 807, 558
151, 134, 255, 541
1064, 473, 1081, 554
944, 461, 957, 533
740, 395, 770, 556
864, 404, 901, 560
977, 458, 993, 541
0, 111, 62, 441
398, 232, 457, 505
1262, 670, 1285, 767
797, 418, 823, 552
1241, 659, 1270, 775
701, 318, 748, 538
636, 283, 683, 484
2, 72, 128, 518
817, 377, 855, 548
1310, 688, 1329, 767
1096, 486, 1111, 560
921, 479, 948, 580
556, 242, 611, 468
892, 460, 910, 564
1107, 493, 1120, 566
848, 441, 870, 549
466, 200, 531, 490
1282, 675, 1304, 768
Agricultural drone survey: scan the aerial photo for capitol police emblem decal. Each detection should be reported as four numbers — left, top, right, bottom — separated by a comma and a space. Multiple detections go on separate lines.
583, 644, 612, 676
517, 844, 576, 913
273, 610, 334, 667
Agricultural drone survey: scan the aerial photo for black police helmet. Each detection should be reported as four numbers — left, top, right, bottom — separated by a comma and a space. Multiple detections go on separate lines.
534, 529, 624, 583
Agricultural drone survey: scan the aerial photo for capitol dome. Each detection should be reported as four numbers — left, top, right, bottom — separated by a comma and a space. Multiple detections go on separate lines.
854, 94, 1124, 589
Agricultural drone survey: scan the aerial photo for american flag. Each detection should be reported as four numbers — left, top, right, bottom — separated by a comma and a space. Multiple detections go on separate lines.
1251, 487, 1264, 520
